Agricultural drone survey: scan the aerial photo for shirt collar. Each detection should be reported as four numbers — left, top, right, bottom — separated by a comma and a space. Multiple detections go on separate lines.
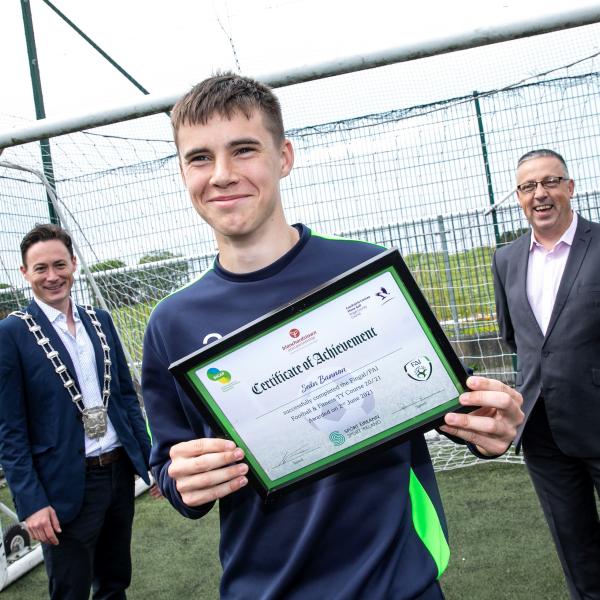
529, 211, 578, 251
33, 296, 80, 325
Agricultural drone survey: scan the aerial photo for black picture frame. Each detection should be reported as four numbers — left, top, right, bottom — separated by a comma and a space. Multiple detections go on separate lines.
169, 248, 470, 501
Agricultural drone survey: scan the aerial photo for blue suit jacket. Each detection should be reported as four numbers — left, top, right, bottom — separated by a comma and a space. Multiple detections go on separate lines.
0, 300, 151, 523
492, 215, 600, 456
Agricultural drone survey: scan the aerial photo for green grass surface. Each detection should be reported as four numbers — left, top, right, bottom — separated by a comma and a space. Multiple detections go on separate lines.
0, 463, 566, 599
440, 463, 566, 600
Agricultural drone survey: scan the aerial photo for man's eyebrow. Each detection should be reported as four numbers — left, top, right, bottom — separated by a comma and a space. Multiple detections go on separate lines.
182, 147, 209, 161
229, 137, 261, 147
182, 138, 261, 162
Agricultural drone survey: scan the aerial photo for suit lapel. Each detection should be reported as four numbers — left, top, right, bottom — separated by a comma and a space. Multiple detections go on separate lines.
77, 305, 105, 385
544, 217, 592, 340
27, 300, 80, 388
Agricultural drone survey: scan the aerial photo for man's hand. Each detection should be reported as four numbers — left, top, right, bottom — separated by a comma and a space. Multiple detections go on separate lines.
168, 438, 248, 507
25, 506, 61, 545
439, 375, 524, 457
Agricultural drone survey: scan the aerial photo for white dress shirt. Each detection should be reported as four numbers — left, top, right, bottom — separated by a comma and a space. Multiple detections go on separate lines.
34, 297, 120, 456
526, 212, 578, 336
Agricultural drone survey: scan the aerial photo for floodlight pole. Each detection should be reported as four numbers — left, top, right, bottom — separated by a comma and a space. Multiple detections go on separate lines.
20, 0, 59, 225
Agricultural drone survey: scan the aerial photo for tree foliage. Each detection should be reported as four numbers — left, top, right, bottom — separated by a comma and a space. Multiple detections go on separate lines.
0, 284, 29, 320
89, 259, 133, 306
88, 251, 189, 308
497, 227, 529, 246
139, 251, 177, 265
136, 250, 189, 303
89, 259, 126, 272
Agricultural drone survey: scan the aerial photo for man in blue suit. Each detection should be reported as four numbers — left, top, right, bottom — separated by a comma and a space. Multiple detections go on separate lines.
493, 149, 600, 600
0, 224, 151, 599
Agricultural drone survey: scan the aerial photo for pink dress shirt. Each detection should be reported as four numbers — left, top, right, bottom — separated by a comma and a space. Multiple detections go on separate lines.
526, 212, 578, 336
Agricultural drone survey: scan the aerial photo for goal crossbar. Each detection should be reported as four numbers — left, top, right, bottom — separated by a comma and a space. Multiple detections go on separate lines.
1, 5, 600, 149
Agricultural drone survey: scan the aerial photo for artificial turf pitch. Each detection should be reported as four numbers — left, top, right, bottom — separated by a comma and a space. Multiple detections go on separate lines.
1, 462, 566, 599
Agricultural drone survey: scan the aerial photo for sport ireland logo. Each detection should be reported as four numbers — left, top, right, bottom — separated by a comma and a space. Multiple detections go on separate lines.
329, 431, 346, 446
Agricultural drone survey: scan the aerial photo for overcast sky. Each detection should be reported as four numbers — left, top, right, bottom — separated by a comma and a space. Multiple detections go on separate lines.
1, 0, 600, 128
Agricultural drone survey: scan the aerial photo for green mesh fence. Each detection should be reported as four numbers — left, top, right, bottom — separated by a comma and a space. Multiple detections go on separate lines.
3, 25, 600, 469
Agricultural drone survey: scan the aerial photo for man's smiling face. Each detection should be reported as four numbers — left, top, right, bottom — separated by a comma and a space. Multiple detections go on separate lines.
516, 156, 574, 243
20, 240, 77, 313
177, 109, 293, 243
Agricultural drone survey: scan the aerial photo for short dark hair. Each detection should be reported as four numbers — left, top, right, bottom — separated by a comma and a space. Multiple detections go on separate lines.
517, 149, 569, 176
171, 72, 285, 147
20, 224, 74, 266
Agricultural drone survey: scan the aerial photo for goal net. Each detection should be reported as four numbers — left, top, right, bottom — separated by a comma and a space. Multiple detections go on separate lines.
2, 22, 600, 470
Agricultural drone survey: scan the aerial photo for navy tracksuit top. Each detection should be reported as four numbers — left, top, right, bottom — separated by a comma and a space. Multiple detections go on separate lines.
142, 224, 450, 599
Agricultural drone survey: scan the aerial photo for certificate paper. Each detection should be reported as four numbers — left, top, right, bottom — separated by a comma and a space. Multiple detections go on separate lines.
170, 249, 468, 499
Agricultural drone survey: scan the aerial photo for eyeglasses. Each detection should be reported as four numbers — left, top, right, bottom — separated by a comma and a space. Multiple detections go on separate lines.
516, 176, 568, 195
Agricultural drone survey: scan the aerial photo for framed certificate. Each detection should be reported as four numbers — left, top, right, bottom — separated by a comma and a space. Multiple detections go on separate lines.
169, 248, 470, 500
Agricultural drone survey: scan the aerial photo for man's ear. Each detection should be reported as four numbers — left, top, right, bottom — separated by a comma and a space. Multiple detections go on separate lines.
280, 139, 294, 179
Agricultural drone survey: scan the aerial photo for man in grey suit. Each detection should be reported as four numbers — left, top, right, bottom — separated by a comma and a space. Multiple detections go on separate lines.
493, 149, 600, 600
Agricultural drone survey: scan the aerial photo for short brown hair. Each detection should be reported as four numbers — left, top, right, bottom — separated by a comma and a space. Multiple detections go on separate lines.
20, 224, 74, 266
171, 73, 285, 146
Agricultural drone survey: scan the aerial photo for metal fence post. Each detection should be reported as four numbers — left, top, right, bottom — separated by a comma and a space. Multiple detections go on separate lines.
473, 90, 501, 246
20, 0, 59, 225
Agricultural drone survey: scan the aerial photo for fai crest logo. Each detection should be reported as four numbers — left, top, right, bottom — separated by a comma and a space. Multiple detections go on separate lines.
404, 356, 432, 381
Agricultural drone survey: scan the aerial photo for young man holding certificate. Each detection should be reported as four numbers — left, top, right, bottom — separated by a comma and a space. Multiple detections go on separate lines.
142, 73, 524, 600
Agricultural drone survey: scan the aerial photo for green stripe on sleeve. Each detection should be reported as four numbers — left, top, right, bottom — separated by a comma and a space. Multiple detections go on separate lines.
409, 468, 450, 579
311, 231, 386, 249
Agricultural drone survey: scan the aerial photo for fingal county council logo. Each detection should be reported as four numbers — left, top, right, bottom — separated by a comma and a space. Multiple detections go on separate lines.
375, 286, 390, 301
404, 356, 432, 381
329, 431, 346, 446
207, 368, 232, 384
289, 328, 300, 338
374, 286, 393, 305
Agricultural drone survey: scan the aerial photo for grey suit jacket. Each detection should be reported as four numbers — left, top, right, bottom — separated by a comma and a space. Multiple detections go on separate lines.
492, 214, 600, 456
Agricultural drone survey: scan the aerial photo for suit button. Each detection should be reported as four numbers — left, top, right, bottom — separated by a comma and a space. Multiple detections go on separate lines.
78, 448, 84, 455
542, 351, 550, 357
